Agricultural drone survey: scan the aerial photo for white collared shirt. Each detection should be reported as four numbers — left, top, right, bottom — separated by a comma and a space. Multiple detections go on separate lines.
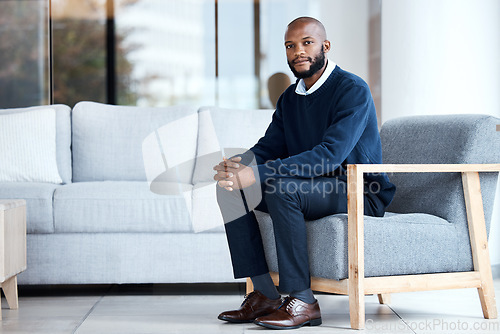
295, 59, 336, 96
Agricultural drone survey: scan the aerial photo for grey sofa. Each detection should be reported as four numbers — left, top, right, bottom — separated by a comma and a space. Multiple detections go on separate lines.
0, 102, 274, 285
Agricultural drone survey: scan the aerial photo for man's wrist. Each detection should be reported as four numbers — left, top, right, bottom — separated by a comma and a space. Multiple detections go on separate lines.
230, 150, 255, 166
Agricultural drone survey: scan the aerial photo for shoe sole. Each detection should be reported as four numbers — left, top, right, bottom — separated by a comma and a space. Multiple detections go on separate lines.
218, 315, 255, 323
254, 317, 322, 330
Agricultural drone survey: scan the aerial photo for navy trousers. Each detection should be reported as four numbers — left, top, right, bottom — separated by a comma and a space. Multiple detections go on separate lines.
216, 177, 384, 293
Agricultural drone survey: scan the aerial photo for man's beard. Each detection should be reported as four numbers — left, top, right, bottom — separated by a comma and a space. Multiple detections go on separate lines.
288, 46, 326, 79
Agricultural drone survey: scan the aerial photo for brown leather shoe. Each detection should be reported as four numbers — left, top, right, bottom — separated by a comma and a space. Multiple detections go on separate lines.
254, 296, 322, 329
218, 290, 283, 323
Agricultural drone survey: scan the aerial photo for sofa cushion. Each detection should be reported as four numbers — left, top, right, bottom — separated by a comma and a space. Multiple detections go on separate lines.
0, 105, 72, 184
192, 106, 274, 184
0, 108, 62, 183
191, 182, 224, 233
72, 102, 198, 183
53, 181, 193, 233
256, 211, 460, 280
0, 182, 59, 234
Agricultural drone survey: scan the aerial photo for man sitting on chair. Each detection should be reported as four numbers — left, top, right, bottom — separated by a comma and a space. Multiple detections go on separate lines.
213, 16, 396, 330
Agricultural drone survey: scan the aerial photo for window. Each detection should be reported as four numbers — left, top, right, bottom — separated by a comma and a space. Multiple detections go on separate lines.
0, 0, 376, 110
51, 0, 107, 107
0, 0, 50, 108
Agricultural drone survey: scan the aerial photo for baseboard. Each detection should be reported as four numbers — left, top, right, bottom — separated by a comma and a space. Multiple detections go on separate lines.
492, 264, 500, 278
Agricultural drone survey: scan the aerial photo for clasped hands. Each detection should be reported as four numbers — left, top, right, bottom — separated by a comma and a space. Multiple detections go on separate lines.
213, 156, 256, 191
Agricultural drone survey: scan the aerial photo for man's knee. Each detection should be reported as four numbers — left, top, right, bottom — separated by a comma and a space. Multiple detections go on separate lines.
216, 186, 248, 222
264, 178, 300, 205
216, 185, 242, 207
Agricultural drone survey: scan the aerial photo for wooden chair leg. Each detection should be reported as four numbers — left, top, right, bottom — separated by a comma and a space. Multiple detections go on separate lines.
1, 276, 19, 309
246, 277, 254, 294
349, 287, 365, 330
462, 172, 498, 319
478, 285, 497, 319
377, 293, 391, 305
348, 165, 365, 329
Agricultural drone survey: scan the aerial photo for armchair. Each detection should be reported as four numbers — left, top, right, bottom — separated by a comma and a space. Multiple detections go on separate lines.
249, 114, 500, 329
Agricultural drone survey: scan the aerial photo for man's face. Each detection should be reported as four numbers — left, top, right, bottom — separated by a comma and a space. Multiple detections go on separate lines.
285, 22, 328, 79
288, 46, 325, 79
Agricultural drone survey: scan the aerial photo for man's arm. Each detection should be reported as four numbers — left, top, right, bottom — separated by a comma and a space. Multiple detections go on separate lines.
255, 83, 373, 183
216, 83, 374, 189
233, 104, 288, 167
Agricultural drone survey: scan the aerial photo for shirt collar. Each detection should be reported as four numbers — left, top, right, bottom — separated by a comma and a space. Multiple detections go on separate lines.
295, 59, 336, 96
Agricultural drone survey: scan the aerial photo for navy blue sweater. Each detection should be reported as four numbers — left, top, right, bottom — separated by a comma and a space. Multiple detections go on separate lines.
246, 65, 395, 209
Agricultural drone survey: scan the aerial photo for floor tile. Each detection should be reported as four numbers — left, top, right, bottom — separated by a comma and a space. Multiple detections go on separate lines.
317, 313, 413, 333
394, 314, 499, 334
91, 294, 243, 317
385, 279, 500, 334
1, 295, 99, 334
75, 313, 410, 334
74, 314, 249, 334
1, 296, 99, 319
0, 317, 82, 334
389, 287, 498, 318
315, 294, 396, 315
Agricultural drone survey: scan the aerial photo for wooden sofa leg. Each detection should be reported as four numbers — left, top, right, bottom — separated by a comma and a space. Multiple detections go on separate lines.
246, 277, 254, 294
377, 293, 391, 305
1, 276, 19, 309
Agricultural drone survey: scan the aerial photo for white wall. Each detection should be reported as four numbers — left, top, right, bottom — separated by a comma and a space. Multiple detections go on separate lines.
381, 0, 500, 266
317, 0, 369, 81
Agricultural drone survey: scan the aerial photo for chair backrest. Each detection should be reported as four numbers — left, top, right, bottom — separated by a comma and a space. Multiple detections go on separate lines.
380, 114, 500, 232
381, 114, 499, 271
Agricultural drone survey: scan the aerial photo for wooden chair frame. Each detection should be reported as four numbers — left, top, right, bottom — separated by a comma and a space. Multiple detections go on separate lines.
246, 164, 500, 329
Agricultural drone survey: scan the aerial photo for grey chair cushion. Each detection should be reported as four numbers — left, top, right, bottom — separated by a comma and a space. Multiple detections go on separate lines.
256, 211, 459, 280
0, 182, 59, 233
54, 181, 193, 233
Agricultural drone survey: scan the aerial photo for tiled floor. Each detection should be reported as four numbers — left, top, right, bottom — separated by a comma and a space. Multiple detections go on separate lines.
1, 279, 499, 334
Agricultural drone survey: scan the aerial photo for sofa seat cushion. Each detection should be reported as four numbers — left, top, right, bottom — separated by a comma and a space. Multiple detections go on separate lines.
0, 182, 59, 233
256, 211, 461, 281
191, 182, 224, 233
54, 181, 193, 233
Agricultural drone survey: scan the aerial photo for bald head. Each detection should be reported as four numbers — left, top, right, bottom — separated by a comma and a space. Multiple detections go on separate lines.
286, 17, 327, 42
284, 17, 331, 85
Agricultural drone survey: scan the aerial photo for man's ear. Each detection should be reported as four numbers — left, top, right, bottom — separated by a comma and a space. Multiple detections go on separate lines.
323, 40, 331, 53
